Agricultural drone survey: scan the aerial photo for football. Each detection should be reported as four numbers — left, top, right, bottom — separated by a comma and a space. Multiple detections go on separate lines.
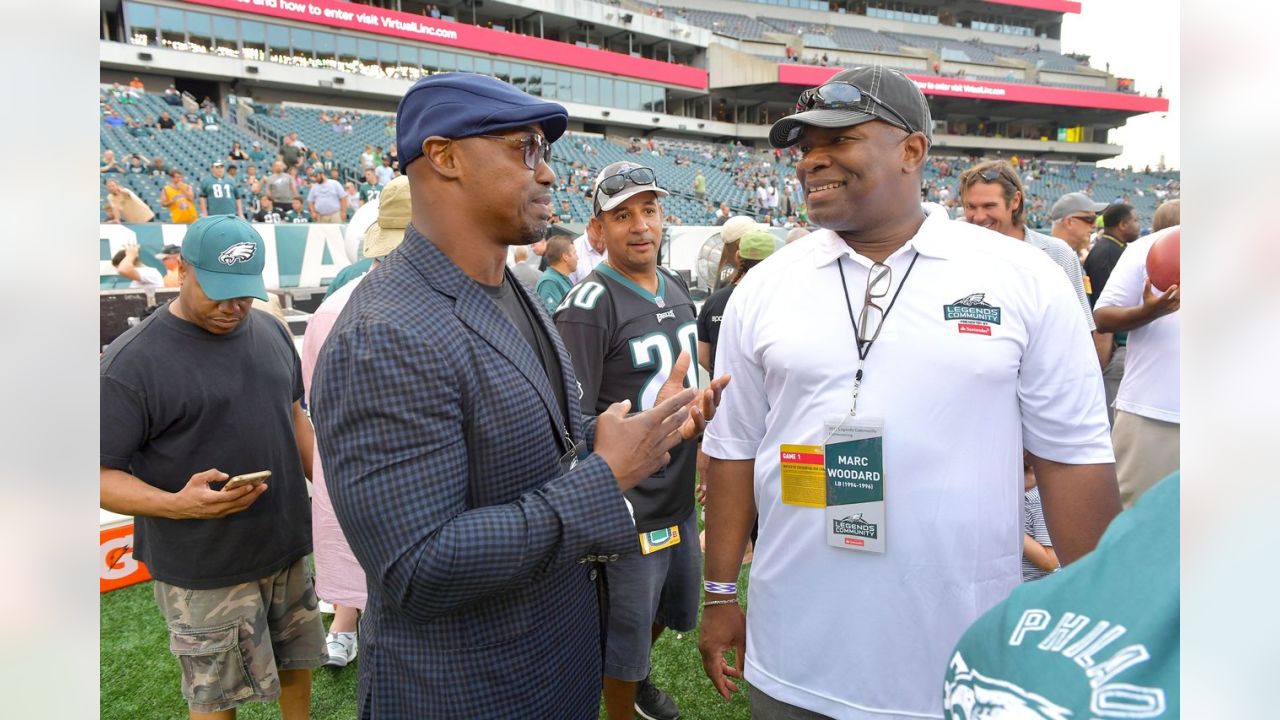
1146, 225, 1180, 292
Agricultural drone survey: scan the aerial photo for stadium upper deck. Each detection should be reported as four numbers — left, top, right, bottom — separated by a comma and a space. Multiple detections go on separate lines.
99, 0, 1167, 162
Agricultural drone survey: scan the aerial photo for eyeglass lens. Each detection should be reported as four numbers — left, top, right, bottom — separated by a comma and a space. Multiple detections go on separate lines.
524, 136, 550, 170
867, 263, 892, 299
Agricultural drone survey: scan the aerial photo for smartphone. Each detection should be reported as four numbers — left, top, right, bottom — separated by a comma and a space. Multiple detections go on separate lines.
222, 470, 271, 492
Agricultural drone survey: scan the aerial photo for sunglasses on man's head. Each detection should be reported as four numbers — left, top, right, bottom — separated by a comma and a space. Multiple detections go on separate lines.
796, 81, 916, 135
596, 166, 656, 198
978, 168, 1014, 184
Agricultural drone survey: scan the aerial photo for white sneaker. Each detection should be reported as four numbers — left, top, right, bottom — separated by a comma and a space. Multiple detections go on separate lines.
324, 631, 358, 667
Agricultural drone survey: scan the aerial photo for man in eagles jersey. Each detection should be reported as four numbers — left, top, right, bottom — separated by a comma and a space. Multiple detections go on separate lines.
556, 161, 728, 720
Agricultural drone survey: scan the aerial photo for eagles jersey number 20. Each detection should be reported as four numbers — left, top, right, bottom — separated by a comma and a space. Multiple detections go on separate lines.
553, 264, 699, 532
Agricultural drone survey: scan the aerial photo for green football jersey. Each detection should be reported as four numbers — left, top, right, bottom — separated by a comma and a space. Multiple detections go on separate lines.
285, 209, 311, 224
944, 473, 1179, 719
359, 182, 383, 203
554, 264, 699, 533
200, 178, 239, 216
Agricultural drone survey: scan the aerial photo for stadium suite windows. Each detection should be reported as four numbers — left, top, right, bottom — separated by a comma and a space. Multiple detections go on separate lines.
122, 2, 668, 113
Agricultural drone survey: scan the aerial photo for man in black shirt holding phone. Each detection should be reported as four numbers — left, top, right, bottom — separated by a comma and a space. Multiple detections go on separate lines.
100, 215, 326, 718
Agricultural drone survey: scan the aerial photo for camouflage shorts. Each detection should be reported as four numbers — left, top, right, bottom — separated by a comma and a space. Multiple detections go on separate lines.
153, 556, 328, 713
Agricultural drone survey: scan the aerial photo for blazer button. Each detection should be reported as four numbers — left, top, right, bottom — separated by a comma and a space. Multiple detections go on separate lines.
589, 568, 598, 581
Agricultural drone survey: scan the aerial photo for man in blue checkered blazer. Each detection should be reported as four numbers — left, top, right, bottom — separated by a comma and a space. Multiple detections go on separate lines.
310, 74, 705, 718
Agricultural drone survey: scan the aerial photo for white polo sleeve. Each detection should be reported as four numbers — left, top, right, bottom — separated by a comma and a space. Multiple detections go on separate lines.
1018, 262, 1114, 465
1094, 235, 1150, 311
702, 283, 767, 461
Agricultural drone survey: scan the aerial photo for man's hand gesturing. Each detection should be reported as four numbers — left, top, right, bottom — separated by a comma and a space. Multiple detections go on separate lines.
654, 351, 731, 441
595, 388, 697, 491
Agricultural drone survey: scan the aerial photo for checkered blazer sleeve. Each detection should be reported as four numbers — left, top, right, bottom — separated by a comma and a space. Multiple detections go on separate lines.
312, 316, 635, 624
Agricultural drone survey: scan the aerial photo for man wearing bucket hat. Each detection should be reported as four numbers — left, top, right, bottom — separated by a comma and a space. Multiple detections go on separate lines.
554, 160, 732, 720
101, 215, 327, 717
699, 65, 1121, 718
310, 73, 705, 718
302, 175, 411, 670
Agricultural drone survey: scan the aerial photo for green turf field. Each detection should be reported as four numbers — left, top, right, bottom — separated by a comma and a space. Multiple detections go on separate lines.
101, 564, 752, 719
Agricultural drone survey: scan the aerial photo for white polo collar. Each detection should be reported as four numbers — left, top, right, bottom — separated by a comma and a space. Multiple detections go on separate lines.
810, 203, 955, 268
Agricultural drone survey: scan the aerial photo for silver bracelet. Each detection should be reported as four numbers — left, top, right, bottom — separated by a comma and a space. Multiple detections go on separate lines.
703, 598, 739, 607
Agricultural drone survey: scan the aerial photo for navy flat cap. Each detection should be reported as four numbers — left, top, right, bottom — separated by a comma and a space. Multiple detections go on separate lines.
397, 72, 569, 169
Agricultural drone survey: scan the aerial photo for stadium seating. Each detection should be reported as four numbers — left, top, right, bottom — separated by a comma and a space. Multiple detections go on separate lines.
245, 105, 395, 182
99, 88, 1176, 229
885, 31, 1002, 65
99, 90, 276, 221
667, 8, 773, 41
757, 17, 903, 55
996, 46, 1085, 73
830, 26, 908, 54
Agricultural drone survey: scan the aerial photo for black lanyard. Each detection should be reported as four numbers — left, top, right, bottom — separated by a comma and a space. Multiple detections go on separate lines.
835, 250, 920, 414
836, 250, 920, 362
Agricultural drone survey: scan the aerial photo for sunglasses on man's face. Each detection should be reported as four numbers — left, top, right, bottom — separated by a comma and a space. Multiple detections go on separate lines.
796, 81, 916, 135
475, 133, 552, 170
1070, 214, 1097, 225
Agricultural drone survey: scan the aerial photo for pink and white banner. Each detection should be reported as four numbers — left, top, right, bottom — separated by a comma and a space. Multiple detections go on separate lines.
181, 0, 708, 89
777, 64, 1170, 113
981, 0, 1081, 14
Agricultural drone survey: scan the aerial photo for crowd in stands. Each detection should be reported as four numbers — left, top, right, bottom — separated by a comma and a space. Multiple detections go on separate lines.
101, 87, 1177, 234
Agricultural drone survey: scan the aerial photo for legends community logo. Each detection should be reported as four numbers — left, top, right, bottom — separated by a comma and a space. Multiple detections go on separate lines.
944, 293, 1002, 335
833, 513, 878, 539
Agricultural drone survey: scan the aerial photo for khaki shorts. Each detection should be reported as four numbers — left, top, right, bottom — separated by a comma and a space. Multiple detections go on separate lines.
153, 556, 327, 714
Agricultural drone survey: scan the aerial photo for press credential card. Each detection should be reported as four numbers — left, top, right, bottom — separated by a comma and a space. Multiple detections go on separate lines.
780, 444, 826, 507
823, 417, 885, 553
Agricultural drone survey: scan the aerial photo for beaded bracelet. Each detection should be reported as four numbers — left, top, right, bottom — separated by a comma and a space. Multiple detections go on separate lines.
704, 580, 738, 595
703, 598, 739, 608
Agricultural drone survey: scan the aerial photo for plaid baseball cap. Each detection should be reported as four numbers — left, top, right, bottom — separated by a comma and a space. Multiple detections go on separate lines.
770, 65, 933, 148
179, 215, 268, 301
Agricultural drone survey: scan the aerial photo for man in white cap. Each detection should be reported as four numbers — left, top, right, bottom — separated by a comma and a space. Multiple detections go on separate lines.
556, 160, 730, 720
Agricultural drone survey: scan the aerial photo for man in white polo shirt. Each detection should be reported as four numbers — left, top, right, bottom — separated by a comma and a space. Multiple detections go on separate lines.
698, 65, 1121, 719
1093, 226, 1180, 508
